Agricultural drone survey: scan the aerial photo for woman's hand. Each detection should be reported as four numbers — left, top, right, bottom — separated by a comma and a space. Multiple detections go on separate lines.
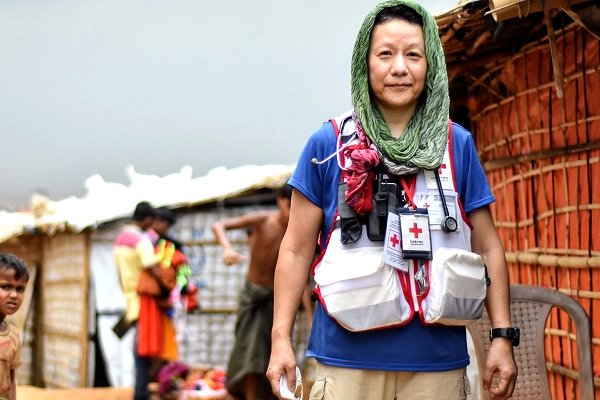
469, 206, 518, 399
483, 338, 518, 400
266, 337, 298, 399
268, 189, 322, 398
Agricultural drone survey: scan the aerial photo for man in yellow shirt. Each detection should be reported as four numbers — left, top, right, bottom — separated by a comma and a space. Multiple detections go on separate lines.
114, 201, 161, 400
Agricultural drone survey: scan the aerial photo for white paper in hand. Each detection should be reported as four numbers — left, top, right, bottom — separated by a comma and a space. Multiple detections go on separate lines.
279, 366, 302, 400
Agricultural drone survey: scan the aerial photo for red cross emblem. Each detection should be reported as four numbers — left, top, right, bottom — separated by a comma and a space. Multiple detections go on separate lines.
423, 202, 430, 208
438, 163, 447, 173
389, 233, 400, 248
409, 223, 422, 239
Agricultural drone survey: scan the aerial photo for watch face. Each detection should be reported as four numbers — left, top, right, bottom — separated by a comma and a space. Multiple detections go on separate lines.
511, 327, 521, 346
490, 327, 520, 346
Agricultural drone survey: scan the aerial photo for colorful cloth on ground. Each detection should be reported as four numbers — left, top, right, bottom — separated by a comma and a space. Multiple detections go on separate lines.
114, 224, 159, 322
0, 323, 21, 399
225, 281, 277, 400
289, 120, 494, 371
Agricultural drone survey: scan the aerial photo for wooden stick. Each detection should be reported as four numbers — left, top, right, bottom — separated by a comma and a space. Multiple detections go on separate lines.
545, 328, 600, 346
504, 251, 600, 269
481, 116, 600, 156
483, 139, 600, 171
562, 7, 600, 40
472, 65, 599, 121
545, 9, 564, 99
558, 288, 600, 299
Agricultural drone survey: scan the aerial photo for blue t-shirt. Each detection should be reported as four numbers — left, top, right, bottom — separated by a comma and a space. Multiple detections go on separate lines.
289, 119, 494, 371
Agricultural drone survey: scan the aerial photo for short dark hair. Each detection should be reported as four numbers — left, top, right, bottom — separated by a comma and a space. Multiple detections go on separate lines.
0, 253, 29, 281
155, 207, 176, 226
133, 201, 155, 222
277, 184, 292, 200
373, 5, 423, 28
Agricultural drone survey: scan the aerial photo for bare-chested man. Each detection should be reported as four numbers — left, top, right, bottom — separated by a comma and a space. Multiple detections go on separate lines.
212, 185, 293, 400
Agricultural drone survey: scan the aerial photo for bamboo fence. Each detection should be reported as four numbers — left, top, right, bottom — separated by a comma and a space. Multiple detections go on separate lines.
471, 23, 600, 399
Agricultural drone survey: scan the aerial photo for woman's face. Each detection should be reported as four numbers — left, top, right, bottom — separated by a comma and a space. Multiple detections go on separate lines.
368, 18, 427, 118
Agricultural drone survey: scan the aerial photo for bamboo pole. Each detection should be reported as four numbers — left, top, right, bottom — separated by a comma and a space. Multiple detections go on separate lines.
504, 251, 600, 269
481, 115, 600, 156
545, 9, 565, 99
472, 65, 599, 121
558, 288, 600, 299
562, 7, 600, 41
524, 247, 600, 256
545, 328, 600, 346
484, 140, 600, 171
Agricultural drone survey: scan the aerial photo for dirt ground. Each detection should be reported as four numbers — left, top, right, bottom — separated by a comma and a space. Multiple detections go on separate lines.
17, 385, 133, 400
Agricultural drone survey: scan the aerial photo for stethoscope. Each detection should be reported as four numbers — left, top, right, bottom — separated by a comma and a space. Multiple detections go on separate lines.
433, 168, 458, 233
312, 115, 457, 233
311, 116, 357, 170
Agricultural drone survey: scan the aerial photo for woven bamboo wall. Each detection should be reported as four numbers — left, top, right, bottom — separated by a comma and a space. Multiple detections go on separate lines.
171, 205, 308, 370
471, 24, 600, 399
41, 233, 89, 388
172, 206, 252, 368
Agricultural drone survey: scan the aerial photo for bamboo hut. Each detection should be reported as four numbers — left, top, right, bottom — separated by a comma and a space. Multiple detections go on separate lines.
0, 165, 309, 390
436, 0, 600, 398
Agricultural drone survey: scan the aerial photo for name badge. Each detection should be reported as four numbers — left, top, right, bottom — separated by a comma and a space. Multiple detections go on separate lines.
383, 212, 409, 272
424, 152, 453, 190
415, 193, 458, 230
398, 208, 432, 260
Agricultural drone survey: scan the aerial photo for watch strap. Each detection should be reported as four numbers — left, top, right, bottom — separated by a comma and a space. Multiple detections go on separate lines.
489, 327, 520, 346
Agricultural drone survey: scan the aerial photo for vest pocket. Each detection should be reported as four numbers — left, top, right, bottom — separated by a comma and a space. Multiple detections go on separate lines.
314, 227, 412, 331
420, 247, 486, 326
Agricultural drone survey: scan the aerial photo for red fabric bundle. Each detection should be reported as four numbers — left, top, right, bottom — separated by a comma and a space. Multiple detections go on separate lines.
137, 295, 162, 357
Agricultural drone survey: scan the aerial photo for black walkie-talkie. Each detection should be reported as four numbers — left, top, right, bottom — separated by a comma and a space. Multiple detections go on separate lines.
367, 174, 398, 241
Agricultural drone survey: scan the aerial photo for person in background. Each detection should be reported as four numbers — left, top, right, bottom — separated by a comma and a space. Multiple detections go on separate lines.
114, 201, 164, 400
152, 208, 199, 313
267, 1, 517, 399
212, 185, 294, 400
151, 208, 184, 250
146, 207, 192, 363
0, 253, 29, 400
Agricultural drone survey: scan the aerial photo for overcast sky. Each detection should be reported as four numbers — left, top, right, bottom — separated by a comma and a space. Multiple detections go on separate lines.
1, 0, 457, 211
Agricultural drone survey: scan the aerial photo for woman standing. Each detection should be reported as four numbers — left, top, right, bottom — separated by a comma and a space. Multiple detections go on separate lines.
267, 1, 518, 399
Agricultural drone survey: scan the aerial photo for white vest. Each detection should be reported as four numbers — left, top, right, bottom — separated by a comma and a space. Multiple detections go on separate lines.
312, 111, 486, 332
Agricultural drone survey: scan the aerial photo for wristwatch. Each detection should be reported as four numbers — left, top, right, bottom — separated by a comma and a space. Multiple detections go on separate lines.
489, 327, 520, 346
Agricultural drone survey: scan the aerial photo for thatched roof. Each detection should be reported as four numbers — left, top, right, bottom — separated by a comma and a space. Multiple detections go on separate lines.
436, 0, 599, 78
0, 164, 294, 243
435, 0, 599, 123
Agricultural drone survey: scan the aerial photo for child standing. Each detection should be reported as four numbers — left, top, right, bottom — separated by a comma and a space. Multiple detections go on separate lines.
0, 253, 29, 400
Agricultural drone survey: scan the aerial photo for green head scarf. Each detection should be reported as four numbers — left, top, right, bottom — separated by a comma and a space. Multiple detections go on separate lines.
350, 0, 449, 172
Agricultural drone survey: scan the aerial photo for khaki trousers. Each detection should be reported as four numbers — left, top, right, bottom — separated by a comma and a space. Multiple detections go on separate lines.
309, 361, 469, 400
